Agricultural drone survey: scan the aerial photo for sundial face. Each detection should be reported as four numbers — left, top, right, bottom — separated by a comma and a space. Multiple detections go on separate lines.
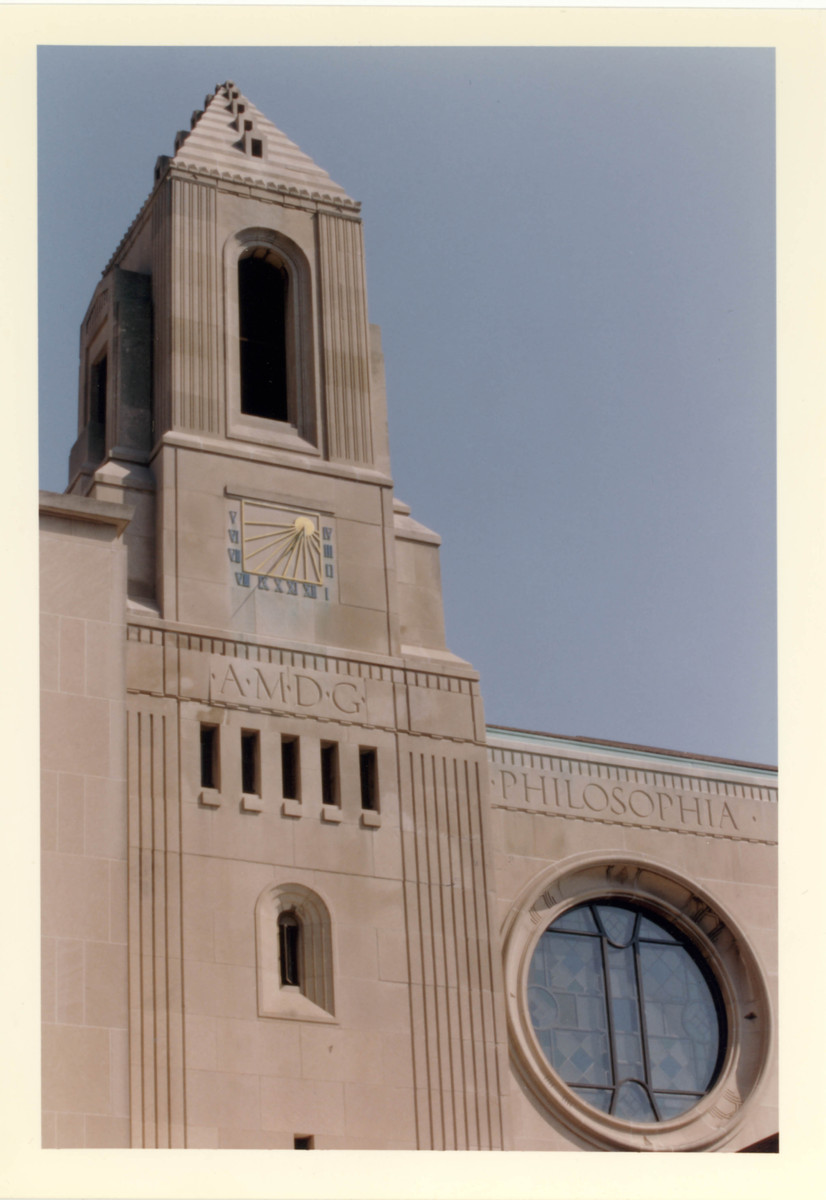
241, 501, 323, 585
226, 499, 336, 600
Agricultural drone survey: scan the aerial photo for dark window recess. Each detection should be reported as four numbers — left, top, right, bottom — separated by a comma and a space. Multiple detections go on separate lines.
244, 119, 253, 131
281, 736, 299, 800
90, 354, 107, 427
200, 725, 218, 789
238, 254, 288, 422
359, 748, 378, 811
320, 742, 339, 806
251, 139, 263, 158
294, 1136, 313, 1150
279, 912, 301, 986
241, 730, 260, 795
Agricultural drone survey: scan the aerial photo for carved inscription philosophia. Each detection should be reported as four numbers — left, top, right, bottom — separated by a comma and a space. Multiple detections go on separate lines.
491, 765, 740, 834
210, 655, 366, 720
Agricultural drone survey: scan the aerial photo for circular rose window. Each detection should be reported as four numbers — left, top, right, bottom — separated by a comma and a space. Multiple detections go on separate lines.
527, 900, 725, 1123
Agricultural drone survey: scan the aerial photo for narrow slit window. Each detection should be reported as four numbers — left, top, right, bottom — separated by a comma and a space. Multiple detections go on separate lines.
359, 748, 378, 811
320, 742, 339, 807
281, 736, 299, 801
251, 138, 263, 158
200, 725, 219, 789
293, 1136, 313, 1150
90, 354, 107, 428
241, 729, 260, 796
238, 252, 288, 422
279, 912, 301, 987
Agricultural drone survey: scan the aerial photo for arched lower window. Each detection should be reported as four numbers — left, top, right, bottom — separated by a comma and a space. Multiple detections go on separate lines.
527, 900, 725, 1123
278, 911, 301, 987
255, 883, 335, 1022
238, 250, 289, 422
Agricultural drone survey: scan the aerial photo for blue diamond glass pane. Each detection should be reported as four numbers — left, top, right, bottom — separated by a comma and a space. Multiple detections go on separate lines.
596, 904, 636, 946
606, 945, 638, 1011
530, 931, 610, 1086
640, 943, 720, 1092
552, 906, 599, 934
528, 986, 558, 1031
613, 1080, 656, 1123
542, 932, 605, 998
639, 915, 678, 943
572, 1088, 612, 1113
550, 1029, 611, 1086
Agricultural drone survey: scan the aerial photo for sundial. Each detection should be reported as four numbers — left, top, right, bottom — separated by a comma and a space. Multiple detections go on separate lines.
227, 499, 335, 598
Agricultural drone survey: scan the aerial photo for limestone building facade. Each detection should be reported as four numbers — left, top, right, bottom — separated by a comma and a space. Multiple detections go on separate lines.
39, 83, 777, 1152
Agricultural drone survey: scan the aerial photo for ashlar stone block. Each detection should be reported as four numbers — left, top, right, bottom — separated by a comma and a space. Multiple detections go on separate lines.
42, 1024, 112, 1114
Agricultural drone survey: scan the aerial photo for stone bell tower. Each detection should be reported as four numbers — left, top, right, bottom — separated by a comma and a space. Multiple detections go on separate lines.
58, 82, 509, 1149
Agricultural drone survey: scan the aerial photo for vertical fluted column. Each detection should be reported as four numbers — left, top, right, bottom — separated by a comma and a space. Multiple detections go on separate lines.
316, 212, 374, 464
169, 176, 221, 435
398, 741, 508, 1149
127, 697, 186, 1147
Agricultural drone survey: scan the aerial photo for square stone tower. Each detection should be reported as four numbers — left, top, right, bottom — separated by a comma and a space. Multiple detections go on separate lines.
47, 81, 508, 1149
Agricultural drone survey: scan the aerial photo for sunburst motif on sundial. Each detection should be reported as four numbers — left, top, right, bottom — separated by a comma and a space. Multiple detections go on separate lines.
240, 501, 324, 584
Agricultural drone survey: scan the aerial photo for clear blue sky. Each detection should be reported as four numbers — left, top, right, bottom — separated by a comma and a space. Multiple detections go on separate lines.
38, 46, 776, 764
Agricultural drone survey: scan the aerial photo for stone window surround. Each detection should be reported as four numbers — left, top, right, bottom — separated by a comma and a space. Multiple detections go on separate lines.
255, 882, 335, 1023
501, 852, 773, 1152
223, 226, 319, 455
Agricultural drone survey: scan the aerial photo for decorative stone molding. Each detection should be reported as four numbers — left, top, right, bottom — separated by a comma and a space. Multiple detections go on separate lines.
501, 853, 773, 1152
126, 623, 479, 697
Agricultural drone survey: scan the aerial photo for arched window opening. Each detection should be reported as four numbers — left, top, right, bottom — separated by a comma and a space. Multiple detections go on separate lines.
238, 250, 289, 422
278, 911, 301, 987
256, 882, 335, 1021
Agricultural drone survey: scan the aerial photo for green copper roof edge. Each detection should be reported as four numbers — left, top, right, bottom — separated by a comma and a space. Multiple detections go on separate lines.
485, 726, 777, 778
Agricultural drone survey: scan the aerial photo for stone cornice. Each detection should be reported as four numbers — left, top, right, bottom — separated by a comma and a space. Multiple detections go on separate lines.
125, 620, 481, 690
39, 490, 134, 535
100, 161, 361, 280
487, 723, 777, 777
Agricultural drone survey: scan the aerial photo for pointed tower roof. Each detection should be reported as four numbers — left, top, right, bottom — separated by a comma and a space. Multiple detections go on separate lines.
170, 81, 355, 206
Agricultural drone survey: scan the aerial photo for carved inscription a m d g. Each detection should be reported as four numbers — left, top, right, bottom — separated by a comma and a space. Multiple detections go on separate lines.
209, 655, 366, 721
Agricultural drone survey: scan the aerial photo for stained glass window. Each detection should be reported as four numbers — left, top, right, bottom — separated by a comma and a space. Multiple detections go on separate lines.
528, 901, 725, 1123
